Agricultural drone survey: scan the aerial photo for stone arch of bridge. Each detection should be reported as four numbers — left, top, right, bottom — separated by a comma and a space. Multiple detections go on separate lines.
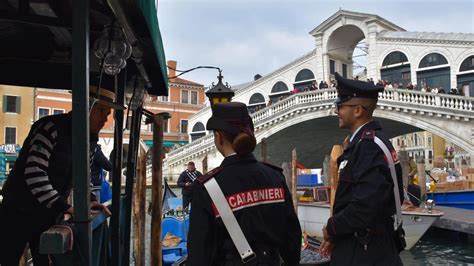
325, 24, 366, 78
254, 108, 472, 155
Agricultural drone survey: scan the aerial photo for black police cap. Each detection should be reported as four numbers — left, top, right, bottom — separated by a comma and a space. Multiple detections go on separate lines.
335, 72, 383, 104
206, 102, 254, 136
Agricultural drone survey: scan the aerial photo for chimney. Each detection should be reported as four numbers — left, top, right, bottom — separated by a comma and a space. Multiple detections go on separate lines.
168, 60, 177, 81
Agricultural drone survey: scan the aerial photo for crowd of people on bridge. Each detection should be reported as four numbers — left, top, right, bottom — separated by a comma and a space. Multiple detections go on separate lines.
376, 80, 465, 96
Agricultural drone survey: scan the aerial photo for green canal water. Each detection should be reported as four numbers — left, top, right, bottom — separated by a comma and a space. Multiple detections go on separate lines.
400, 227, 474, 265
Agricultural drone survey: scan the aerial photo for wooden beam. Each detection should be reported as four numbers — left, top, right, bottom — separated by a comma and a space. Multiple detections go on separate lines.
260, 137, 267, 163
329, 145, 343, 215
291, 148, 298, 214
133, 144, 147, 266
150, 112, 170, 266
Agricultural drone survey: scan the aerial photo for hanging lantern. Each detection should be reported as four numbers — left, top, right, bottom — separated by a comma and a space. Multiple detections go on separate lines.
205, 70, 234, 110
93, 23, 132, 76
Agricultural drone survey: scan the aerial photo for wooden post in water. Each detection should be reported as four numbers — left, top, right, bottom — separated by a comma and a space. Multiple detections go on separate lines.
202, 154, 208, 174
329, 145, 343, 215
398, 150, 410, 188
133, 143, 147, 266
260, 137, 268, 163
150, 112, 170, 266
417, 158, 427, 202
323, 155, 330, 186
291, 148, 298, 214
282, 162, 291, 191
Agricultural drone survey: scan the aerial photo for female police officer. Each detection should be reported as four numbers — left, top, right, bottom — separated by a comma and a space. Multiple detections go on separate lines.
187, 102, 301, 266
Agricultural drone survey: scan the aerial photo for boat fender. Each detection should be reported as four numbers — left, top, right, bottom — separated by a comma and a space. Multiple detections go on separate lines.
196, 166, 224, 184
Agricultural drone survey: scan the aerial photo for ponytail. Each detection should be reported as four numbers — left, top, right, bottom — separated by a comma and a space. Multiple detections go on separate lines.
232, 132, 256, 156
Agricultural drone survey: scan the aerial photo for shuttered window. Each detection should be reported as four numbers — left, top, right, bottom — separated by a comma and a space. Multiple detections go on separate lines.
3, 96, 21, 113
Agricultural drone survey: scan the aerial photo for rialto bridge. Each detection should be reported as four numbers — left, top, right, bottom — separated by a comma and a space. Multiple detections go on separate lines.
163, 10, 474, 177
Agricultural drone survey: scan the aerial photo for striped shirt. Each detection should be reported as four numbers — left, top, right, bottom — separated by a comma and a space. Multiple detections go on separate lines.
24, 120, 97, 209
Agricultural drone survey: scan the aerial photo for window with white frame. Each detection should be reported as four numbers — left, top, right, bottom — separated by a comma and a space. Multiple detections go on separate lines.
5, 127, 16, 144
180, 120, 188, 134
191, 91, 198, 105
53, 109, 65, 115
181, 90, 189, 104
38, 108, 50, 119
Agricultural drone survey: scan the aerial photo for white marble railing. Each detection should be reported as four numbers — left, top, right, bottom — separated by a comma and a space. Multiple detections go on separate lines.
166, 88, 474, 165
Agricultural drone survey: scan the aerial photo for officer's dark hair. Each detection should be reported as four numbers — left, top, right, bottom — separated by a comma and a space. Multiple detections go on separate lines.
220, 131, 256, 156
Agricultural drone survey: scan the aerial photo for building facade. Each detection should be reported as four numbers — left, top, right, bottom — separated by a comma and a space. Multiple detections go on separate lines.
0, 60, 206, 170
391, 131, 446, 170
0, 85, 35, 177
139, 60, 206, 151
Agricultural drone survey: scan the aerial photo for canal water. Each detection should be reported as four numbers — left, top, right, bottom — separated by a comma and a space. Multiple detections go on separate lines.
139, 189, 474, 265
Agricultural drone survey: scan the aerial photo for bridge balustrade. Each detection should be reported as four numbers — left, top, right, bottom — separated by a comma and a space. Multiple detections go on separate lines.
166, 88, 474, 167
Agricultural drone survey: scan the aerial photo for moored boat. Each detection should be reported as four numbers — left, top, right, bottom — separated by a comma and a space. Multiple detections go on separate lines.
427, 190, 474, 210
297, 202, 443, 250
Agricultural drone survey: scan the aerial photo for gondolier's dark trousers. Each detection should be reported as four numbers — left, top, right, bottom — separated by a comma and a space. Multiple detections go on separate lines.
183, 195, 192, 210
0, 203, 57, 266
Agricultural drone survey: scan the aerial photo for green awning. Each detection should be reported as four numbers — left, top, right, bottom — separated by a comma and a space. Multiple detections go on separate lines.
6, 155, 17, 161
144, 140, 188, 148
137, 0, 169, 92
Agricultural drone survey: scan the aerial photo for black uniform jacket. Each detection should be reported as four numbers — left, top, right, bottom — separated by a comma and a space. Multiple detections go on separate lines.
326, 121, 403, 266
177, 169, 202, 197
187, 154, 301, 266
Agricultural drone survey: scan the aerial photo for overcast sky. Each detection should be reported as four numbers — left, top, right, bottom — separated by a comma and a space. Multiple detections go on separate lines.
157, 0, 474, 87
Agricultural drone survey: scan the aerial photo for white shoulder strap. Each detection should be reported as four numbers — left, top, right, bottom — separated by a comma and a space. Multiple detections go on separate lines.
373, 137, 403, 230
203, 178, 256, 263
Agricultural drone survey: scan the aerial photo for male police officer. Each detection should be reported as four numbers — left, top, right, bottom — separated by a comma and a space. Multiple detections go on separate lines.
321, 73, 404, 265
0, 88, 119, 265
187, 102, 301, 266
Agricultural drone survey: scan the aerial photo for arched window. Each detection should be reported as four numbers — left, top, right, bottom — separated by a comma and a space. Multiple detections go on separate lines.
295, 69, 315, 82
382, 51, 408, 66
248, 93, 266, 113
459, 55, 474, 72
380, 51, 411, 87
419, 53, 448, 68
190, 122, 206, 142
192, 122, 205, 132
271, 81, 289, 94
249, 93, 265, 105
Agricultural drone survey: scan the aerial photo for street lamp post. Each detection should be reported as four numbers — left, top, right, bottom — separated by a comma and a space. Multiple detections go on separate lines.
205, 69, 234, 109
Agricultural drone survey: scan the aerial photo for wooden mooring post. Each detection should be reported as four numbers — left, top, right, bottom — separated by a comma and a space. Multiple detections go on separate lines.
260, 137, 268, 163
133, 142, 147, 266
202, 154, 208, 174
291, 148, 298, 214
150, 112, 170, 266
329, 145, 343, 215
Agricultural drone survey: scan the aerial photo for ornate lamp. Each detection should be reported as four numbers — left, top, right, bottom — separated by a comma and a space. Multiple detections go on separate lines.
205, 69, 234, 109
93, 23, 132, 76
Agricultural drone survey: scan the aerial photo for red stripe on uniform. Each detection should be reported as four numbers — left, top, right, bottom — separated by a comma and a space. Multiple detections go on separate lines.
212, 187, 285, 217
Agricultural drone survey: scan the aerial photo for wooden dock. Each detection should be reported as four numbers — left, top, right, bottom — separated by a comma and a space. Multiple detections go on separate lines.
432, 206, 474, 235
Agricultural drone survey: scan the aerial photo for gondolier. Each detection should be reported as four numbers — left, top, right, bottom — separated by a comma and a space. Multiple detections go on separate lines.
177, 161, 202, 209
320, 73, 405, 265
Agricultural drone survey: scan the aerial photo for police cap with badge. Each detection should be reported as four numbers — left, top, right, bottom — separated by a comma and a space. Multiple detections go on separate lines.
335, 72, 384, 104
206, 102, 254, 136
